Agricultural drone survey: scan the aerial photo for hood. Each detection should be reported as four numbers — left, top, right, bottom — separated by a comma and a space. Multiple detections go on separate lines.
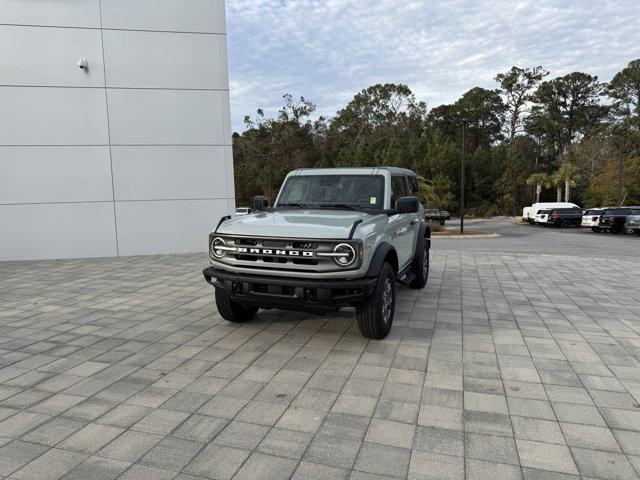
216, 209, 370, 239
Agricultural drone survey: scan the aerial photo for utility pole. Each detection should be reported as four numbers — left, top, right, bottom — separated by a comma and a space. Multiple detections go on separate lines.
460, 122, 465, 235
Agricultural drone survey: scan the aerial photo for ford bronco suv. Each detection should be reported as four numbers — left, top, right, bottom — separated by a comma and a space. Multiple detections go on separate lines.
202, 167, 430, 339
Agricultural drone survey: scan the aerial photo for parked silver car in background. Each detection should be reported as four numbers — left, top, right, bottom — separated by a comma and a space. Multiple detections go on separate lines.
624, 209, 640, 235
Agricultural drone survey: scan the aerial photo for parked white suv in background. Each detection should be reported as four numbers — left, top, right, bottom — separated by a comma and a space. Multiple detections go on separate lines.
235, 207, 252, 216
533, 209, 551, 225
581, 208, 605, 230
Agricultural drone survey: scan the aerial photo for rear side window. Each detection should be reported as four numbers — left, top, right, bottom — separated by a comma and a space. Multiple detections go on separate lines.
407, 176, 420, 197
390, 175, 407, 207
606, 209, 629, 215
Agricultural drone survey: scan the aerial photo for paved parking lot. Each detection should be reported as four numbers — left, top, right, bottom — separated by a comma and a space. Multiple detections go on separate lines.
1, 220, 640, 480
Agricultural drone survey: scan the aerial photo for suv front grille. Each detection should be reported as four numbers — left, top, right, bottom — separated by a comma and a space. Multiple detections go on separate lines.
210, 235, 360, 273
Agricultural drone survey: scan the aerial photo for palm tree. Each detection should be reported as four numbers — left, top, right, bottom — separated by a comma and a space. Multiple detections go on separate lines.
526, 173, 550, 203
554, 163, 582, 202
551, 173, 563, 202
417, 175, 439, 207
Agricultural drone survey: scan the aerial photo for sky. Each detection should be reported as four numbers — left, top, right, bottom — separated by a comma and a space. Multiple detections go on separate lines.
226, 0, 640, 133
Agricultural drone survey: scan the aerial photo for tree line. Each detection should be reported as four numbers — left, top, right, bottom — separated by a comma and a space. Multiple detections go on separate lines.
232, 59, 640, 215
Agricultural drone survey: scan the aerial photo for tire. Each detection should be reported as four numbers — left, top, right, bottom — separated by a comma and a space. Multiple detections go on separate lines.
591, 227, 601, 233
410, 240, 429, 289
624, 226, 634, 235
560, 219, 570, 228
215, 288, 259, 323
356, 262, 395, 339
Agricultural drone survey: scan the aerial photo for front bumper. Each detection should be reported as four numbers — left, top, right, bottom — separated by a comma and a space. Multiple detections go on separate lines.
203, 266, 377, 313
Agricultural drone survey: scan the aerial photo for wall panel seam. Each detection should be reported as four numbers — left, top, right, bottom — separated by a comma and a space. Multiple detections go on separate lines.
0, 198, 232, 206
0, 85, 229, 91
98, 0, 119, 256
0, 144, 231, 147
0, 23, 227, 35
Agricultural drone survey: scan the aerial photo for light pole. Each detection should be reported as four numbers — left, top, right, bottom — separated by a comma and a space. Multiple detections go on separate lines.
618, 136, 624, 205
460, 122, 465, 235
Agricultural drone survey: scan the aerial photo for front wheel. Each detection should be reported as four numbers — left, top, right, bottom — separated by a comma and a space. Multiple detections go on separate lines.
215, 288, 259, 323
591, 227, 601, 233
560, 219, 570, 228
356, 263, 395, 339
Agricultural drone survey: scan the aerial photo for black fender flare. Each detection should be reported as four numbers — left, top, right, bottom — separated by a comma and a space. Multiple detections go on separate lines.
410, 223, 431, 266
365, 242, 398, 278
417, 222, 431, 252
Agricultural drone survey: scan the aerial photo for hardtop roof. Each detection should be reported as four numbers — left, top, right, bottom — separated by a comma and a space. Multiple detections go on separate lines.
290, 167, 416, 175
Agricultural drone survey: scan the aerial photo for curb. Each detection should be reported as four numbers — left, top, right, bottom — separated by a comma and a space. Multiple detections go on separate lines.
431, 233, 501, 239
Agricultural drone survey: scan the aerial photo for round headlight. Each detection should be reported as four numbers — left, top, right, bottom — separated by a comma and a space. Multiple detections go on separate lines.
211, 237, 227, 259
333, 243, 356, 267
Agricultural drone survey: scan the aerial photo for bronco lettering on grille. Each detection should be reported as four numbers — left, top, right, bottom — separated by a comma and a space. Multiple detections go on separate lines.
237, 247, 314, 257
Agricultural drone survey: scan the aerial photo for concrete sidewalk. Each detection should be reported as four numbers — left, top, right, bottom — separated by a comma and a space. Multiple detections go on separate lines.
1, 250, 640, 479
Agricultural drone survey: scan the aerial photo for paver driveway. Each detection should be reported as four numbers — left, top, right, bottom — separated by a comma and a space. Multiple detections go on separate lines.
1, 242, 640, 479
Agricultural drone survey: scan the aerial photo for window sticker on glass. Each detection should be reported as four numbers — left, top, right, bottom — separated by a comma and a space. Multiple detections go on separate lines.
369, 197, 377, 205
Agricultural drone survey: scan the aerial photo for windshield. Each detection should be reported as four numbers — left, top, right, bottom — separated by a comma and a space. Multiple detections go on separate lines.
277, 175, 385, 209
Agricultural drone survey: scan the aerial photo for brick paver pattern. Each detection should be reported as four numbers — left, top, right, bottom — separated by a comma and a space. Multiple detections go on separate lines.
1, 251, 640, 479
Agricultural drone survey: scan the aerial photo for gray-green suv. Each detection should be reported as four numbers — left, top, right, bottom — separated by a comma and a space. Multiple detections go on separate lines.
202, 167, 430, 339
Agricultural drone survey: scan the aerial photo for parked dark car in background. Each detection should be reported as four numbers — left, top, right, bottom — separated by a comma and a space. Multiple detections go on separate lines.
624, 209, 640, 235
597, 207, 638, 233
424, 209, 446, 225
537, 207, 583, 228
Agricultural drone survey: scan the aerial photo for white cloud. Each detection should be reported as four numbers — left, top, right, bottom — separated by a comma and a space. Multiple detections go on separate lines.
226, 0, 640, 131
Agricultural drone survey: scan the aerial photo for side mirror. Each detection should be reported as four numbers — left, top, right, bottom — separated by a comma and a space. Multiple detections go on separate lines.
396, 196, 419, 214
253, 195, 269, 211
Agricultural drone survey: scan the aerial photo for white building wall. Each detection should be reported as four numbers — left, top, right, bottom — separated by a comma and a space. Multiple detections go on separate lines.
0, 0, 234, 260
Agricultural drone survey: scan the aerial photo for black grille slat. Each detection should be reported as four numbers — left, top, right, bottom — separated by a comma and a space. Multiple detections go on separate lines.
262, 240, 288, 248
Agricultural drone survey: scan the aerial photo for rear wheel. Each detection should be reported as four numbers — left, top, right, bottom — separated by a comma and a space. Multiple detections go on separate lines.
356, 262, 395, 339
215, 288, 259, 323
624, 226, 634, 235
560, 219, 570, 228
410, 240, 429, 289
